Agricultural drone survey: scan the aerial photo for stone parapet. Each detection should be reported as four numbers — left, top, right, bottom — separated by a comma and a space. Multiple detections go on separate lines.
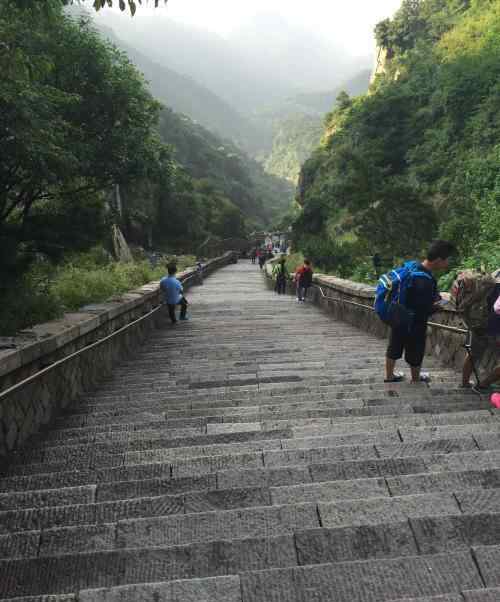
264, 262, 498, 379
0, 252, 236, 456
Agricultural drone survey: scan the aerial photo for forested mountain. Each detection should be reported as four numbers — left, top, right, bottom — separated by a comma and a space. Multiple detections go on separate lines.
75, 18, 263, 151
294, 0, 500, 279
155, 109, 293, 227
258, 70, 373, 183
263, 116, 324, 184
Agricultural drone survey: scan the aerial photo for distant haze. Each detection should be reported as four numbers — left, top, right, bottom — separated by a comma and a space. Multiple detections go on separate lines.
94, 0, 401, 58
83, 0, 403, 164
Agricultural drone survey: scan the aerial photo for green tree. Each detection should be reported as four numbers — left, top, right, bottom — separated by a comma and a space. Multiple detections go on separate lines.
0, 2, 165, 275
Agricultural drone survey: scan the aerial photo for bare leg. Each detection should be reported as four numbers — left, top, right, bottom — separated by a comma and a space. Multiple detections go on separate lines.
386, 357, 397, 380
462, 355, 474, 387
410, 365, 421, 383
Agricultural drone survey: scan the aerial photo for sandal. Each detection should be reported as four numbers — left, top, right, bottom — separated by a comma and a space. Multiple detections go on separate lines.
384, 373, 404, 383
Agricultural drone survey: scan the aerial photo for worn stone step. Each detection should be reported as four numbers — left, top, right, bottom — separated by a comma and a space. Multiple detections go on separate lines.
238, 551, 482, 601
0, 596, 77, 602
25, 409, 494, 459
471, 545, 500, 589
32, 403, 412, 445
1, 524, 493, 598
7, 435, 286, 473
53, 401, 420, 432
388, 594, 464, 602
39, 493, 462, 550
462, 588, 500, 601
0, 485, 274, 535
16, 428, 292, 463
3, 442, 497, 501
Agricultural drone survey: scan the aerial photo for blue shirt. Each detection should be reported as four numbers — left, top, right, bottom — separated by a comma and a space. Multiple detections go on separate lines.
160, 276, 183, 305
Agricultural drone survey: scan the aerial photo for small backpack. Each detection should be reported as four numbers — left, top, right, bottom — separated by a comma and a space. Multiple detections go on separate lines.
374, 261, 434, 329
450, 270, 497, 333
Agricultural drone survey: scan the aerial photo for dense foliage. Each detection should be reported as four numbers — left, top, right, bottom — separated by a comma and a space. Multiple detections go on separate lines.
294, 0, 500, 280
263, 115, 323, 184
0, 1, 291, 334
0, 2, 162, 279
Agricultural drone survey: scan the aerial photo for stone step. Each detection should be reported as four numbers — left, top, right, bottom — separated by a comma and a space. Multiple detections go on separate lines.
22, 410, 494, 459
57, 394, 492, 425
463, 587, 500, 601
0, 488, 464, 544
3, 443, 500, 514
6, 434, 287, 471
9, 428, 293, 465
1, 436, 492, 499
387, 595, 463, 602
47, 402, 416, 435
237, 551, 483, 601
7, 431, 481, 479
0, 550, 485, 601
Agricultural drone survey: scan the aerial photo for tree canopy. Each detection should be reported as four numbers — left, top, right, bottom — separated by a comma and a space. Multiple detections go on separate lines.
295, 0, 500, 279
14, 1, 168, 16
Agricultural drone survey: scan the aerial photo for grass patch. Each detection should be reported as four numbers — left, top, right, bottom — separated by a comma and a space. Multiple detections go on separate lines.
0, 248, 197, 335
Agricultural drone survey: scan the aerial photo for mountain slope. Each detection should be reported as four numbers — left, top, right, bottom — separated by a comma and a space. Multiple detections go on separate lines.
85, 18, 264, 150
157, 108, 294, 221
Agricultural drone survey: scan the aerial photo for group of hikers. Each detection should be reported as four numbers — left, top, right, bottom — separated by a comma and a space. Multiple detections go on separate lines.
160, 240, 499, 401
373, 239, 499, 397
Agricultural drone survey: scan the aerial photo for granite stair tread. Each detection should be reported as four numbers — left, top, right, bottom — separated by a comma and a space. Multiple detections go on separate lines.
2, 261, 497, 600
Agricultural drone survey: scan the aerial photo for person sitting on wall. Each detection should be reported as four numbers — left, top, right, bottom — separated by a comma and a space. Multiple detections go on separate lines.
160, 264, 189, 324
461, 276, 500, 392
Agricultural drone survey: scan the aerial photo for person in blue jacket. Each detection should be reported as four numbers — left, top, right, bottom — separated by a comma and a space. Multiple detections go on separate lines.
160, 264, 188, 324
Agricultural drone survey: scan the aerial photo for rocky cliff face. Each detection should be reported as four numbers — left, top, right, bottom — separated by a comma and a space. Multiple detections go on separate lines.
370, 46, 395, 83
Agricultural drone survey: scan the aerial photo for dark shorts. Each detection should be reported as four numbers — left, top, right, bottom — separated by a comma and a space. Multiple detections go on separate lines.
387, 321, 428, 367
471, 332, 500, 364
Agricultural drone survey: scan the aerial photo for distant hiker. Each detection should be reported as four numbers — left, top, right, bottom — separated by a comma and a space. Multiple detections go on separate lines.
273, 256, 288, 295
258, 249, 266, 270
196, 260, 204, 285
375, 240, 455, 384
160, 264, 189, 324
452, 270, 500, 391
251, 248, 257, 264
295, 259, 313, 303
372, 253, 382, 279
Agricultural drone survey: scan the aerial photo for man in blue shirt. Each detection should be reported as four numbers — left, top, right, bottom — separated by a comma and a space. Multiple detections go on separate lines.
160, 264, 188, 324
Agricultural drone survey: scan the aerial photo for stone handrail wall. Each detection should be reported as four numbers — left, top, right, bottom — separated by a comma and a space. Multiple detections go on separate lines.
0, 252, 237, 456
265, 262, 498, 379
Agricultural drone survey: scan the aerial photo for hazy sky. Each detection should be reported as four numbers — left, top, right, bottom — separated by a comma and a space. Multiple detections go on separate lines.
96, 0, 403, 56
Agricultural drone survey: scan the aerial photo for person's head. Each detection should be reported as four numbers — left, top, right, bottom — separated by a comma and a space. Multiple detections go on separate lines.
424, 240, 456, 271
167, 263, 177, 276
303, 259, 312, 268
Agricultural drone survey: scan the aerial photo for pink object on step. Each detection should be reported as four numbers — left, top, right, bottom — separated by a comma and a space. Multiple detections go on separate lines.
495, 294, 500, 314
491, 393, 500, 409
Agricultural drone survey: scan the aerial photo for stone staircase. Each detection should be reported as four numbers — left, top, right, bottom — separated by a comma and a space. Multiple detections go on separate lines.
1, 262, 500, 601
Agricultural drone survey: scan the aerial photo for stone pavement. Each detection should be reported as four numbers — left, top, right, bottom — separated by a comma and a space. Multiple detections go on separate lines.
1, 261, 500, 601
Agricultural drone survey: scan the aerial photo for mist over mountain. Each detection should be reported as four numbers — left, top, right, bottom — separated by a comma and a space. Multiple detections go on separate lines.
86, 8, 374, 182
91, 22, 264, 150
92, 11, 372, 115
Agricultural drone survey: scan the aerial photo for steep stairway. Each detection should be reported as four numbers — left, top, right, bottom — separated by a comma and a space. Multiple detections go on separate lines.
1, 262, 500, 601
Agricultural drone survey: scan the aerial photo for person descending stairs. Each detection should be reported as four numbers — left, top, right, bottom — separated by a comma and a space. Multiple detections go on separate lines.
1, 262, 500, 601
